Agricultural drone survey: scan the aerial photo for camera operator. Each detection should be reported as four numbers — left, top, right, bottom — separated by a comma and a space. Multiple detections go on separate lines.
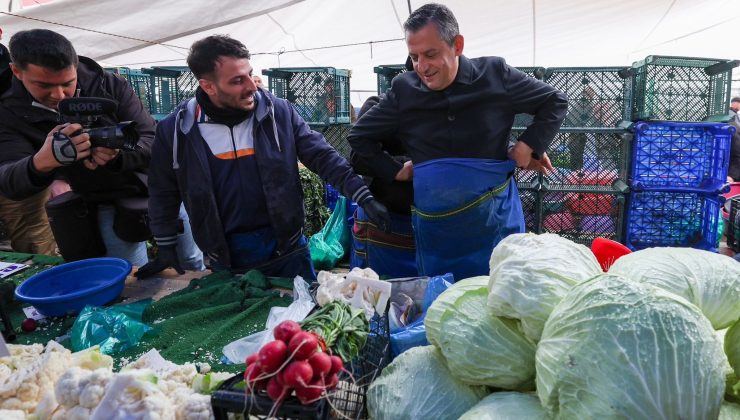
0, 29, 203, 271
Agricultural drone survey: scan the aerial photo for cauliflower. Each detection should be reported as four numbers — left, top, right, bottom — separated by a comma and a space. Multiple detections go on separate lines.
0, 409, 26, 420
170, 387, 213, 420
0, 341, 72, 414
52, 367, 112, 419
90, 369, 176, 420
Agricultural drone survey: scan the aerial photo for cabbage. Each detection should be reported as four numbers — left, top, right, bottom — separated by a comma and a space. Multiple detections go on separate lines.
728, 318, 740, 377
425, 277, 535, 389
488, 233, 602, 341
366, 346, 487, 420
609, 247, 740, 329
459, 392, 546, 420
721, 402, 740, 420
536, 273, 726, 419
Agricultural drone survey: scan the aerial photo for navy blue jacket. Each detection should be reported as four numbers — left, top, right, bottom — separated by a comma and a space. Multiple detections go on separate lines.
148, 89, 371, 267
348, 56, 568, 180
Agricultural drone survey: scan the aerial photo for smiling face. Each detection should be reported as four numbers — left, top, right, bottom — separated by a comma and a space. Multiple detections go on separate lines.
11, 63, 77, 109
406, 22, 464, 91
199, 56, 257, 111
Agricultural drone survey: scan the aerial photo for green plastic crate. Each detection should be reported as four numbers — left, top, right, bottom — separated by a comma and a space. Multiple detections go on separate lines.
142, 66, 198, 120
108, 67, 153, 115
544, 67, 632, 129
374, 64, 407, 95
310, 123, 353, 160
512, 66, 547, 129
631, 55, 739, 122
263, 67, 351, 126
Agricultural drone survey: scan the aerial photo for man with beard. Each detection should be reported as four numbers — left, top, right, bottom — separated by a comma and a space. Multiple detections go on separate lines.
137, 35, 390, 280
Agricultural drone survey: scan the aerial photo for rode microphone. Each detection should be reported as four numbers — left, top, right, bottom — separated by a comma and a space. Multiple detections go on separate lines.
58, 97, 118, 116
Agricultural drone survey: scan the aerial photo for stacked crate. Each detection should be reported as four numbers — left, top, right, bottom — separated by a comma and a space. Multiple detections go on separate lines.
374, 64, 407, 95
109, 66, 197, 121
514, 66, 632, 246
624, 56, 738, 251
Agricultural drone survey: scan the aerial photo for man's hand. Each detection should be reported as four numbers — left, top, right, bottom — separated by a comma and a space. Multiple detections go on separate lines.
134, 245, 183, 279
362, 198, 391, 232
49, 180, 72, 199
508, 141, 553, 175
33, 123, 91, 172
83, 146, 120, 171
526, 152, 554, 175
394, 160, 414, 181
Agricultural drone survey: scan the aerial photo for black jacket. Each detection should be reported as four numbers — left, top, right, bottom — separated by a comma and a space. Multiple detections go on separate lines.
0, 56, 155, 201
348, 55, 568, 181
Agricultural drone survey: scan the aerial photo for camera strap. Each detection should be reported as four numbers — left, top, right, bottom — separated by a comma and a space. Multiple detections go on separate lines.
51, 131, 77, 165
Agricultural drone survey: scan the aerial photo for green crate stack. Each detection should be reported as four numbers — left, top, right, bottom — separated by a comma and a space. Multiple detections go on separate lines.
263, 67, 351, 126
107, 67, 153, 116
631, 56, 739, 122
374, 64, 407, 95
142, 66, 198, 121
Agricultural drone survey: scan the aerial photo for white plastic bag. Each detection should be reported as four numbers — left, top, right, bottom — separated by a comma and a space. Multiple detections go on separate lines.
222, 276, 314, 364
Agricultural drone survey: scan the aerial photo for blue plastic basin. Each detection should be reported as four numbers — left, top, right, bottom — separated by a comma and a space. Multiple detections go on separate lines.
15, 258, 132, 317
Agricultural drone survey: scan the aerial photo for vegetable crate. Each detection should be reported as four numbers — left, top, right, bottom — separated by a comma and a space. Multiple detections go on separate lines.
512, 66, 546, 130
544, 67, 632, 129
264, 67, 351, 126
541, 129, 631, 190
312, 124, 352, 160
141, 66, 199, 120
108, 67, 153, 116
631, 55, 739, 122
538, 188, 626, 246
629, 121, 734, 193
728, 196, 740, 252
211, 309, 391, 419
374, 64, 407, 95
625, 190, 723, 251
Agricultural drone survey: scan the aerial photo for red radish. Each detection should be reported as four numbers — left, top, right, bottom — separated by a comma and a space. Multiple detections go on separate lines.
288, 331, 319, 360
275, 369, 287, 386
266, 376, 291, 401
245, 352, 258, 366
258, 340, 289, 374
328, 355, 344, 376
324, 373, 339, 390
295, 379, 324, 404
283, 360, 314, 389
273, 320, 302, 343
308, 351, 332, 380
21, 318, 37, 333
245, 363, 267, 391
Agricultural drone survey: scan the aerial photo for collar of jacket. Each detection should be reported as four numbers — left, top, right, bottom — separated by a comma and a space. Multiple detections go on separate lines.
178, 88, 273, 135
0, 56, 111, 123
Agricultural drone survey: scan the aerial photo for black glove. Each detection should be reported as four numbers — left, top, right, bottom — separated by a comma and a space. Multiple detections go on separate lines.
362, 198, 391, 232
135, 245, 184, 279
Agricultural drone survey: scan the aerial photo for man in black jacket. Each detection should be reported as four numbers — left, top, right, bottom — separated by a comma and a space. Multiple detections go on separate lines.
0, 29, 202, 270
348, 3, 567, 278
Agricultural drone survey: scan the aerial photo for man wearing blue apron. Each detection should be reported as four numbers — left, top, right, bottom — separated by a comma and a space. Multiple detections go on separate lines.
348, 3, 567, 280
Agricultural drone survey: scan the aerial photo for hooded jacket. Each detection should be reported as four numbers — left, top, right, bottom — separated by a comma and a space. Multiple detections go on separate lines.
148, 88, 371, 267
0, 56, 155, 201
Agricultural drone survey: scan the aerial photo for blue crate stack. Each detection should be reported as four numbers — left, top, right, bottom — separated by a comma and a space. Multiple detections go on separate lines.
624, 56, 739, 252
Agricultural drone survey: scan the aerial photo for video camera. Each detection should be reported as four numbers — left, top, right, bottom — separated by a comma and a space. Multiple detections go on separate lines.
58, 97, 139, 151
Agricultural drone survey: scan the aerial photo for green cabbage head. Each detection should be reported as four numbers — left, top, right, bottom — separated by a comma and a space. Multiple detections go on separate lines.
536, 273, 726, 419
366, 346, 487, 420
488, 233, 602, 341
425, 276, 535, 389
609, 247, 740, 329
459, 392, 546, 420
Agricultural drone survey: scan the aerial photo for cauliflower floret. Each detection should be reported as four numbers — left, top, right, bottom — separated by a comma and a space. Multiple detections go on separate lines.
55, 367, 112, 410
0, 409, 26, 420
90, 369, 176, 420
162, 363, 198, 386
170, 387, 213, 420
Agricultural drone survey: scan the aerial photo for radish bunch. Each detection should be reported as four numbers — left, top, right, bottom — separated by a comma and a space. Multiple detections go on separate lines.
244, 320, 344, 405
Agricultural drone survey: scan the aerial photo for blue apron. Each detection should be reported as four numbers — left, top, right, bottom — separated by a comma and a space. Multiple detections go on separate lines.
412, 158, 524, 280
350, 207, 417, 278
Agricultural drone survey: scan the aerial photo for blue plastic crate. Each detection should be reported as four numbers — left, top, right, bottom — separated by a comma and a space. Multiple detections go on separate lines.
325, 183, 341, 211
630, 121, 734, 193
625, 190, 723, 251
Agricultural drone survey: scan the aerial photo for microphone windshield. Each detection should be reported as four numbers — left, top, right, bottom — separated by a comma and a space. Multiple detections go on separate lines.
58, 97, 118, 116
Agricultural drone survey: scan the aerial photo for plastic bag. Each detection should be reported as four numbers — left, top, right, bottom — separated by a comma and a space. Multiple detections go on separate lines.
222, 276, 314, 363
71, 301, 154, 354
309, 196, 351, 270
389, 273, 454, 356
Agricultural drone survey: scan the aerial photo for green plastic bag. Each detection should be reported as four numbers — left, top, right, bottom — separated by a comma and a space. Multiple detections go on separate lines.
309, 196, 351, 270
71, 301, 154, 354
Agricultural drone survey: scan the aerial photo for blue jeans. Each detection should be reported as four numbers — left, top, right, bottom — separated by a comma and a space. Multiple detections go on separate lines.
97, 203, 205, 270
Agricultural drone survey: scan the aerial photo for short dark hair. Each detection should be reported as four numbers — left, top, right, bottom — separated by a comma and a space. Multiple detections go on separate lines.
403, 3, 459, 46
9, 29, 78, 71
187, 35, 251, 79
732, 97, 740, 104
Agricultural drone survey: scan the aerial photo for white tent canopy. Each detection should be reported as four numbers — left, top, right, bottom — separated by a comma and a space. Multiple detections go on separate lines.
1, 0, 739, 106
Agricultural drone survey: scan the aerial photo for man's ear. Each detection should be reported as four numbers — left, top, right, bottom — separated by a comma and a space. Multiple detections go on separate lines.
199, 78, 216, 96
453, 34, 464, 56
10, 63, 22, 80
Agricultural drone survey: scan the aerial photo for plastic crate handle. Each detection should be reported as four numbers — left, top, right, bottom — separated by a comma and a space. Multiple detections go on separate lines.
704, 60, 740, 76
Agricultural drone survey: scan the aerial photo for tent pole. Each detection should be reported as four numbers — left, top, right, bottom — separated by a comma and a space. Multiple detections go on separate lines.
532, 0, 536, 65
